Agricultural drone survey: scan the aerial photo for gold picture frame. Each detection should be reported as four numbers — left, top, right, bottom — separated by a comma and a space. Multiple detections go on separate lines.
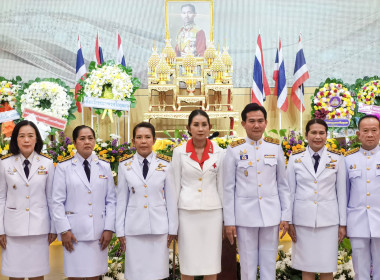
165, 0, 214, 57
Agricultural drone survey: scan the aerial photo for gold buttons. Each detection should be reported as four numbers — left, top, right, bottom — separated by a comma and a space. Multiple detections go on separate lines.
367, 192, 370, 196
198, 188, 202, 192
258, 171, 261, 174
314, 181, 317, 184
259, 196, 262, 200
26, 208, 29, 211
198, 178, 202, 181
144, 195, 148, 198
314, 201, 317, 204
144, 184, 147, 188
88, 191, 92, 194
367, 167, 370, 170
368, 156, 371, 159
88, 202, 92, 206
314, 191, 318, 194
89, 214, 93, 217
258, 184, 262, 187
144, 205, 147, 208
367, 205, 370, 209
256, 147, 259, 150
26, 183, 29, 187
251, 142, 254, 145
367, 180, 370, 183
26, 196, 30, 199
364, 152, 367, 155
257, 159, 260, 162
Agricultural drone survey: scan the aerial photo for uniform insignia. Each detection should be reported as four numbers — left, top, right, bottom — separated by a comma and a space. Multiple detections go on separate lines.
39, 166, 45, 170
344, 147, 359, 157
292, 148, 306, 155
125, 161, 132, 168
156, 163, 166, 171
264, 154, 276, 158
244, 170, 248, 177
349, 164, 356, 169
264, 137, 280, 145
58, 154, 74, 163
248, 161, 252, 166
131, 187, 135, 193
39, 153, 52, 160
230, 139, 245, 148
330, 159, 337, 163
213, 163, 217, 168
377, 164, 380, 169
12, 185, 16, 189
99, 156, 110, 163
156, 154, 171, 162
0, 153, 13, 160
38, 170, 48, 175
325, 163, 336, 169
13, 168, 17, 172
294, 158, 302, 163
327, 147, 341, 155
240, 154, 248, 160
99, 175, 108, 179
119, 153, 134, 162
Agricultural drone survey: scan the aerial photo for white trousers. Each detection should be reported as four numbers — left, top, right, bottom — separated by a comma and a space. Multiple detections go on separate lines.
237, 226, 279, 280
351, 237, 380, 280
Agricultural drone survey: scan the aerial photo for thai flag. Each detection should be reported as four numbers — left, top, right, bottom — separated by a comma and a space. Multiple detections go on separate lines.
117, 33, 126, 67
95, 32, 104, 65
291, 36, 309, 112
273, 37, 288, 112
251, 34, 271, 106
75, 36, 87, 113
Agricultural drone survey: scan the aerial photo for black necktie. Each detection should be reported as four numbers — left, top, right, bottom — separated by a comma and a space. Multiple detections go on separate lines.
84, 160, 90, 182
143, 158, 149, 179
313, 153, 320, 172
24, 159, 30, 178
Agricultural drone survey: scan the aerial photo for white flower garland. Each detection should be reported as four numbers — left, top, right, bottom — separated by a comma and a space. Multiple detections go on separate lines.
0, 80, 20, 108
83, 65, 133, 100
20, 81, 72, 119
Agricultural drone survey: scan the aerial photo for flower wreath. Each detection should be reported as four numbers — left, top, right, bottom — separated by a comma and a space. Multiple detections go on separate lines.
16, 78, 77, 134
354, 76, 380, 106
311, 78, 355, 123
0, 76, 22, 137
77, 61, 141, 118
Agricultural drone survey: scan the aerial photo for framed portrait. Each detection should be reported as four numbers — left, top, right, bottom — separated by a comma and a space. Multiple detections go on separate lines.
165, 0, 214, 57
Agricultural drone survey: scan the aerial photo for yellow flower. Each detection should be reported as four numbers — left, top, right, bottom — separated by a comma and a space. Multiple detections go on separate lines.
57, 155, 63, 161
332, 144, 337, 149
285, 145, 290, 149
4, 144, 9, 150
0, 148, 2, 154
107, 148, 112, 151
111, 156, 115, 162
70, 151, 75, 156
283, 141, 288, 146
326, 143, 331, 148
62, 152, 66, 156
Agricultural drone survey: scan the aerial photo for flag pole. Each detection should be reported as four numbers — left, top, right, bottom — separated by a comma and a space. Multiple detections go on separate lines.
299, 32, 303, 135
277, 32, 281, 130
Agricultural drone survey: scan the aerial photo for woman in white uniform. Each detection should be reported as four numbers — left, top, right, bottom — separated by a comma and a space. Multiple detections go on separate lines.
287, 119, 346, 280
116, 122, 178, 280
52, 125, 116, 280
0, 120, 56, 280
171, 110, 225, 280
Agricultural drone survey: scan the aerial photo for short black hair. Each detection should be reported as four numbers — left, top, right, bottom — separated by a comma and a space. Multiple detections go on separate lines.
133, 122, 156, 139
241, 103, 267, 122
72, 125, 95, 142
305, 119, 328, 135
10, 120, 44, 155
358, 114, 380, 129
181, 3, 196, 13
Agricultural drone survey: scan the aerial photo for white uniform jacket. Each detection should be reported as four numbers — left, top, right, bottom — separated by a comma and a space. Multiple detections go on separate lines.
171, 141, 225, 210
0, 153, 55, 236
52, 153, 116, 241
223, 137, 291, 227
116, 153, 178, 237
287, 147, 346, 227
345, 146, 380, 238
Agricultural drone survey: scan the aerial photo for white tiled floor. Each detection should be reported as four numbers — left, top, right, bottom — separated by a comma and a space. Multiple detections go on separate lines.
0, 244, 65, 280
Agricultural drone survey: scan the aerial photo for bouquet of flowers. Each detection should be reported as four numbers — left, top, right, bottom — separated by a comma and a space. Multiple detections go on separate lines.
213, 136, 234, 149
104, 236, 125, 280
311, 78, 355, 123
0, 136, 11, 156
46, 131, 76, 166
355, 76, 380, 106
78, 61, 141, 118
153, 130, 188, 157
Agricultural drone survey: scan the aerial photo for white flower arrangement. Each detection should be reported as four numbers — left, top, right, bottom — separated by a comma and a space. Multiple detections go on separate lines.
0, 79, 20, 109
20, 81, 72, 119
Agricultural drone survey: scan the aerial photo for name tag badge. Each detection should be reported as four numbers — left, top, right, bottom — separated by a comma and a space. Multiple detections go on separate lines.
325, 163, 336, 169
38, 171, 48, 175
99, 175, 108, 179
240, 155, 248, 160
264, 154, 276, 158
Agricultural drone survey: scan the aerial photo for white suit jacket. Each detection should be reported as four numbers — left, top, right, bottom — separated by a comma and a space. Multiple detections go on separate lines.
116, 152, 178, 237
52, 153, 116, 241
171, 141, 225, 210
345, 146, 380, 238
223, 137, 291, 227
0, 153, 55, 236
287, 147, 346, 227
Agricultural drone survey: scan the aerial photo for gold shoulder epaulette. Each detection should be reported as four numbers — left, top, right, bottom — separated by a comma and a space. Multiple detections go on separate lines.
264, 136, 280, 145
119, 153, 134, 162
230, 139, 246, 148
58, 154, 74, 163
292, 148, 306, 155
344, 147, 359, 157
156, 153, 171, 162
1, 153, 13, 160
328, 147, 342, 155
99, 156, 110, 163
39, 153, 52, 160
